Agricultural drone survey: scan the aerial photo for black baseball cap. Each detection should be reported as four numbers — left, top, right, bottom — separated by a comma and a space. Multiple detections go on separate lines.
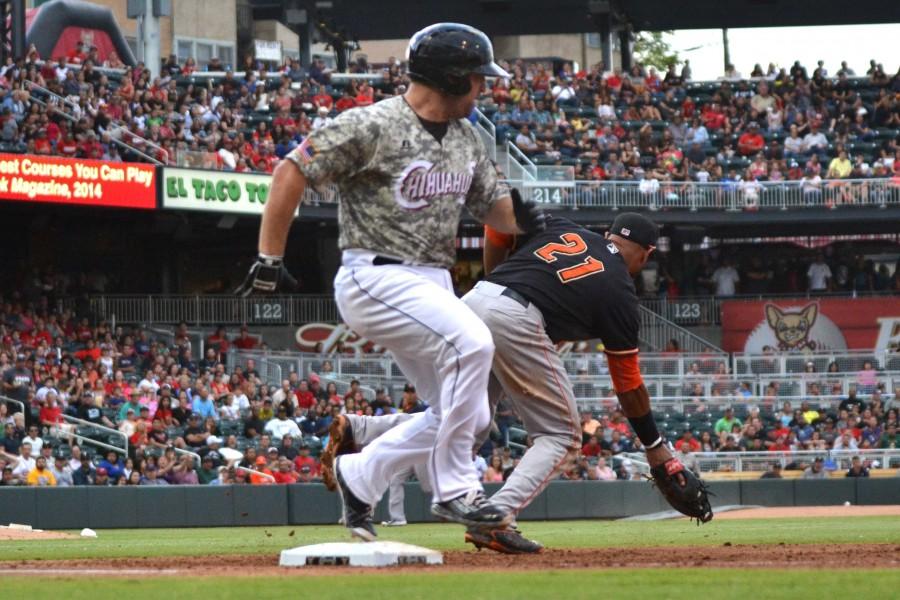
609, 213, 658, 249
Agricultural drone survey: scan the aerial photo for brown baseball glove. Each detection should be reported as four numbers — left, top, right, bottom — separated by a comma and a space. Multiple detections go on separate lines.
649, 457, 714, 524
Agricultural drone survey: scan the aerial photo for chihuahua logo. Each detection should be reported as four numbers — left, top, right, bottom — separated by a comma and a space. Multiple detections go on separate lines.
765, 303, 819, 351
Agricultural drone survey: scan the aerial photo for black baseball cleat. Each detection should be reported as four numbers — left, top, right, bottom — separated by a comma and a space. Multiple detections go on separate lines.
431, 490, 511, 528
465, 525, 544, 554
321, 414, 356, 492
335, 457, 376, 541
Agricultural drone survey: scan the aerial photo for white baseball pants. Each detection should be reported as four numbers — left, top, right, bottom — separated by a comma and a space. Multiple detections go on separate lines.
333, 252, 493, 504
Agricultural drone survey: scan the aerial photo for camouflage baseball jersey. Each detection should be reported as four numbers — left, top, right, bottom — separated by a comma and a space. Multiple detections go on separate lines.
286, 96, 507, 268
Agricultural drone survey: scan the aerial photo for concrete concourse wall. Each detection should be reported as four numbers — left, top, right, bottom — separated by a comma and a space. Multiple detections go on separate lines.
0, 479, 897, 530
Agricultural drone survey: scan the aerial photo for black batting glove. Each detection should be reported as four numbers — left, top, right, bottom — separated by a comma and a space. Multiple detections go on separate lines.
510, 187, 547, 234
235, 255, 298, 297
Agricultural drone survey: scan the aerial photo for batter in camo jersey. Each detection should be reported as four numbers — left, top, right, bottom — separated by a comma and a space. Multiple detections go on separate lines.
237, 23, 545, 540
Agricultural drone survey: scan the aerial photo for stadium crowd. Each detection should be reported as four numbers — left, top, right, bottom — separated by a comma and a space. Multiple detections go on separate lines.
0, 293, 897, 487
0, 42, 897, 181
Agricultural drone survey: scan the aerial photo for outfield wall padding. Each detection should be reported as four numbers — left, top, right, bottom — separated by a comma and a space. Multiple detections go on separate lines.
0, 479, 897, 529
854, 478, 900, 505
739, 479, 795, 506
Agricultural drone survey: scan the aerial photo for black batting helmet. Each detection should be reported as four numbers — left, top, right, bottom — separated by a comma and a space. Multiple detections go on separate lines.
407, 23, 509, 96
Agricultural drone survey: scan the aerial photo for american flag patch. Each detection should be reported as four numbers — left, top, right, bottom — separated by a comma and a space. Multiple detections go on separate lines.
296, 137, 317, 163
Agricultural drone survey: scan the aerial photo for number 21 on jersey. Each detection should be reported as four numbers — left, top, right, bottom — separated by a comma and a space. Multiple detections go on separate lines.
533, 233, 605, 283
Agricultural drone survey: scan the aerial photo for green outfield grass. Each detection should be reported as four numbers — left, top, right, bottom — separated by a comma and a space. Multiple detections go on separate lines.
4, 519, 899, 599
3, 516, 900, 560
2, 568, 899, 600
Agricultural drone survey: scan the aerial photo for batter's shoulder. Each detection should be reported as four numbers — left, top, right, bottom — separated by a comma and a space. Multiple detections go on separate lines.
330, 97, 400, 132
354, 95, 404, 122
454, 116, 481, 143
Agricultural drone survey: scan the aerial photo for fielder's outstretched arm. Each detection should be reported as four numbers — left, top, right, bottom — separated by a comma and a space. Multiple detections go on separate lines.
482, 225, 515, 275
605, 351, 672, 466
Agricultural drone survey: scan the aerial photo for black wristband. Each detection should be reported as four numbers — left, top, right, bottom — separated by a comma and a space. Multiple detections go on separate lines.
258, 254, 283, 267
627, 411, 662, 447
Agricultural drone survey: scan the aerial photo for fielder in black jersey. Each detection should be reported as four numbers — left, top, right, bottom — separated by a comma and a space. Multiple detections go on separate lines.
487, 215, 640, 350
458, 211, 707, 553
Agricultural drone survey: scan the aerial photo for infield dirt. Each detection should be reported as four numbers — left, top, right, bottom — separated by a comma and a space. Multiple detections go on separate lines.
1, 542, 898, 576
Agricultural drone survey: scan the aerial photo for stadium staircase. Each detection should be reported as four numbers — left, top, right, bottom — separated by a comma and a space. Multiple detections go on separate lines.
637, 306, 723, 353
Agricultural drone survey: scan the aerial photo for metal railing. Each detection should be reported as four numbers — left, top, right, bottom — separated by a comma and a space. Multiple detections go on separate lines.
319, 374, 377, 401
573, 378, 899, 411
576, 393, 874, 414
65, 431, 127, 457
88, 294, 339, 325
235, 465, 276, 483
472, 107, 497, 162
638, 305, 724, 353
231, 350, 732, 388
509, 178, 899, 211
505, 141, 537, 182
690, 449, 900, 473
0, 395, 25, 417
733, 350, 900, 376
61, 414, 129, 454
173, 447, 202, 468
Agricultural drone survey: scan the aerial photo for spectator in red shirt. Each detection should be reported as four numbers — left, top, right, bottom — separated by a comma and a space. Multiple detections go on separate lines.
702, 103, 727, 131
738, 122, 765, 156
33, 131, 51, 154
768, 434, 791, 451
74, 339, 101, 364
30, 320, 52, 347
581, 435, 602, 458
66, 41, 87, 64
292, 443, 319, 476
335, 89, 356, 112
312, 87, 333, 111
355, 82, 374, 107
674, 430, 702, 452
605, 68, 622, 91
294, 380, 316, 410
272, 457, 298, 484
45, 120, 61, 145
272, 108, 296, 132
58, 132, 78, 157
206, 326, 231, 355
681, 96, 696, 119
39, 392, 63, 426
232, 326, 259, 350
342, 379, 361, 403
644, 67, 661, 92
78, 131, 104, 159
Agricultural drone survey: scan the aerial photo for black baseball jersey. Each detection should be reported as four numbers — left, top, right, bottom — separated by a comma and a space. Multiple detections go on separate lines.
487, 216, 639, 350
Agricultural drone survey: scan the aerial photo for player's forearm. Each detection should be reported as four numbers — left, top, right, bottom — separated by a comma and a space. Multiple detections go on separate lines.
483, 226, 515, 275
483, 240, 510, 275
258, 161, 307, 256
618, 385, 667, 456
482, 195, 520, 234
607, 351, 665, 450
616, 385, 651, 419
